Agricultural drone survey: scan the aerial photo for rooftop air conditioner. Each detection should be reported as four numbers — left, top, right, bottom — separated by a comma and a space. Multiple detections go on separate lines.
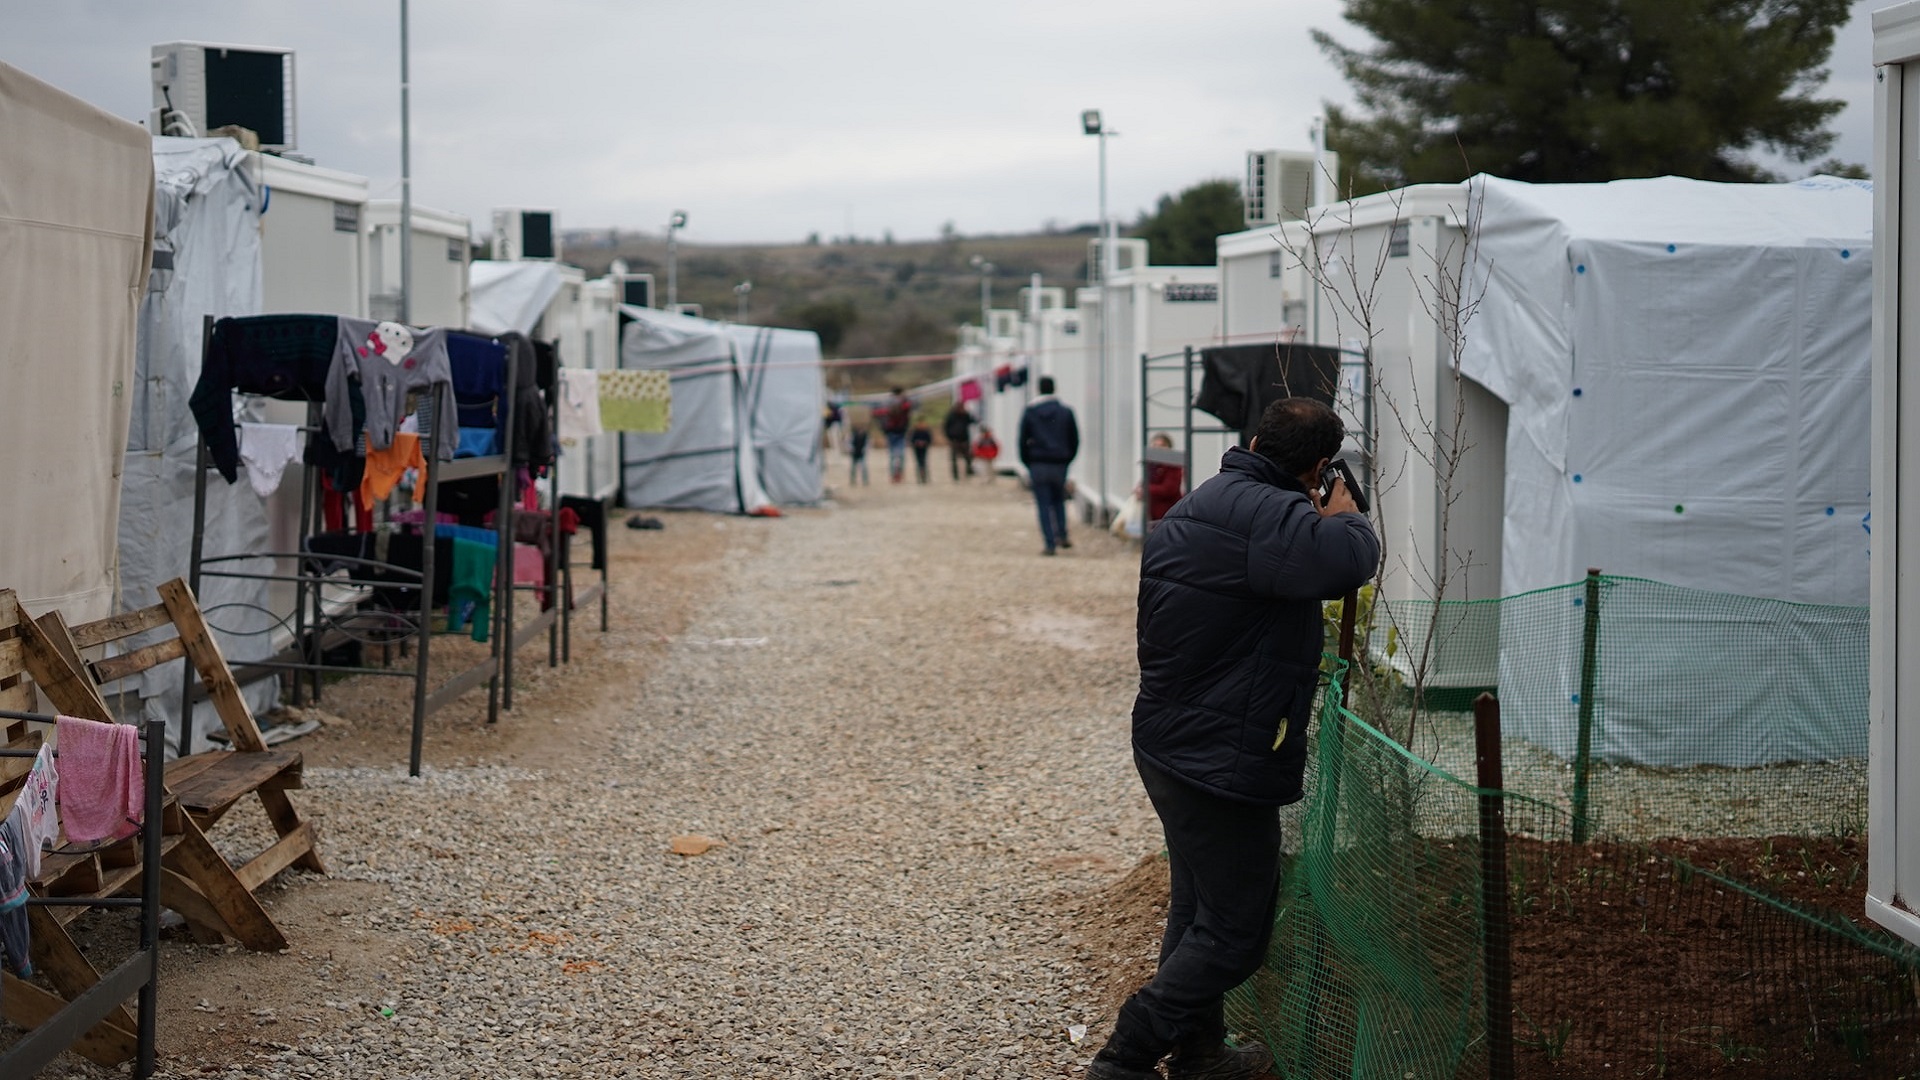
1087, 237, 1150, 283
150, 42, 296, 150
1244, 149, 1334, 227
492, 208, 559, 262
611, 273, 655, 309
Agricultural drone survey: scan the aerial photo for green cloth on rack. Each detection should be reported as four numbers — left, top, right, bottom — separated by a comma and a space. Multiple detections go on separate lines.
599, 370, 671, 432
448, 538, 495, 643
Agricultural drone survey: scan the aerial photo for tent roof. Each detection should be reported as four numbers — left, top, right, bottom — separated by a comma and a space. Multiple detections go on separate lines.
469, 260, 563, 335
1474, 174, 1871, 249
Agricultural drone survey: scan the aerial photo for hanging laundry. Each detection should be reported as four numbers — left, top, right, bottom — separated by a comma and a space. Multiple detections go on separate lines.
324, 317, 457, 459
190, 314, 338, 483
239, 422, 302, 498
1009, 366, 1029, 388
359, 431, 427, 507
994, 364, 1013, 393
0, 816, 30, 977
448, 537, 494, 643
599, 370, 672, 432
7, 745, 57, 877
558, 368, 603, 441
959, 379, 982, 403
54, 716, 142, 844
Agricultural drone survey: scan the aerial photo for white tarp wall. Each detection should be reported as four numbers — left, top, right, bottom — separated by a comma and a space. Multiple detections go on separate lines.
0, 62, 153, 621
1461, 174, 1873, 766
729, 324, 826, 505
619, 305, 770, 514
125, 136, 280, 751
469, 260, 563, 338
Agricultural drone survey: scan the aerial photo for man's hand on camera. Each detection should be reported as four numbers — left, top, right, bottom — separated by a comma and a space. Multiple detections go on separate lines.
1319, 477, 1359, 517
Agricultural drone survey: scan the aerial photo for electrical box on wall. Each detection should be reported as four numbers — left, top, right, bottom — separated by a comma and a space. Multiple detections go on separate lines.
150, 42, 296, 150
1244, 149, 1334, 228
1870, 0, 1920, 949
492, 208, 559, 262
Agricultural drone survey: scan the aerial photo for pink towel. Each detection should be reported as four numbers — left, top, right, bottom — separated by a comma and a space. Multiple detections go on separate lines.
54, 717, 143, 844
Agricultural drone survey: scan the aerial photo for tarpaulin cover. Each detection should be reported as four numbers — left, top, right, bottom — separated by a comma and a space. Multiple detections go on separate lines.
618, 305, 770, 514
123, 137, 280, 751
0, 61, 154, 621
1458, 174, 1872, 766
468, 260, 564, 336
728, 324, 826, 505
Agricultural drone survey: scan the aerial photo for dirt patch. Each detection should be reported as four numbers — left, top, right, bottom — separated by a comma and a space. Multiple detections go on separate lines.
1060, 852, 1170, 1024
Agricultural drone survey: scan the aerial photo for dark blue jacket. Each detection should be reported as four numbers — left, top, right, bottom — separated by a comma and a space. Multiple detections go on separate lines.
1133, 446, 1379, 804
1018, 397, 1079, 466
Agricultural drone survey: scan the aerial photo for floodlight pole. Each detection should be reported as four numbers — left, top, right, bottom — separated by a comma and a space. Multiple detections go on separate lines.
971, 256, 995, 333
735, 280, 752, 322
666, 210, 688, 310
398, 0, 412, 324
1084, 109, 1116, 526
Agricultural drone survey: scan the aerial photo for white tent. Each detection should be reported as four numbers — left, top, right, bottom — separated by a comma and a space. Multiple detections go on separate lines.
469, 260, 563, 335
121, 136, 282, 749
1459, 174, 1873, 766
619, 305, 771, 514
729, 324, 826, 505
0, 62, 154, 621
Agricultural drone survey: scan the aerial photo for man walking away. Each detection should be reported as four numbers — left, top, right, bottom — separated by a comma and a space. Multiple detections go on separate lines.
880, 387, 913, 483
944, 404, 976, 481
1018, 376, 1079, 556
909, 416, 934, 484
1087, 398, 1378, 1080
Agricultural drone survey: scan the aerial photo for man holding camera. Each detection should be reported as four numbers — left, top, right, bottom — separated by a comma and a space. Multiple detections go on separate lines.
1087, 397, 1378, 1080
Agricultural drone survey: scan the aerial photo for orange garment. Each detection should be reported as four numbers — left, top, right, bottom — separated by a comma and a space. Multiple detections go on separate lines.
359, 432, 426, 507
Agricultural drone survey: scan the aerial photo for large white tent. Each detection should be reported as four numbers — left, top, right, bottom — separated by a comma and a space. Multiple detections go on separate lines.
729, 324, 826, 505
0, 62, 154, 621
469, 260, 564, 336
619, 305, 771, 514
1458, 174, 1873, 766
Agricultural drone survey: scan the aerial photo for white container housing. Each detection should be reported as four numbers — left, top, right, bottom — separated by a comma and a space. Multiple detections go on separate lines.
1869, 0, 1920, 948
256, 154, 367, 318
365, 199, 471, 328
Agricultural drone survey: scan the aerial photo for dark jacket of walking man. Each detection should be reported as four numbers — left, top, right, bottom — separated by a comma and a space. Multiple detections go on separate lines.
943, 405, 976, 480
1087, 397, 1379, 1080
1018, 376, 1079, 555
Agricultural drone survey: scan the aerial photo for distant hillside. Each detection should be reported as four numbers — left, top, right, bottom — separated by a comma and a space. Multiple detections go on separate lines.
562, 229, 1095, 392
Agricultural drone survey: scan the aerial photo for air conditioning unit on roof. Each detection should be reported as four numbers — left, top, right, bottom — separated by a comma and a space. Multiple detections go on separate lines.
1244, 149, 1334, 227
1088, 237, 1150, 283
150, 42, 296, 151
611, 273, 655, 309
492, 208, 559, 262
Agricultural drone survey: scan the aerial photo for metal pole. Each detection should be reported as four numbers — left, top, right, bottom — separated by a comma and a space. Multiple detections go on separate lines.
1098, 125, 1113, 526
398, 0, 411, 324
1474, 692, 1515, 1080
667, 219, 679, 310
980, 268, 991, 332
1571, 567, 1602, 842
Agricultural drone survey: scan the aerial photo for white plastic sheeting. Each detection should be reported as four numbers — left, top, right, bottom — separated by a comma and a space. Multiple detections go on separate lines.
1463, 174, 1873, 603
1459, 174, 1873, 767
0, 62, 154, 621
619, 305, 770, 514
468, 260, 563, 335
125, 137, 279, 751
729, 324, 826, 505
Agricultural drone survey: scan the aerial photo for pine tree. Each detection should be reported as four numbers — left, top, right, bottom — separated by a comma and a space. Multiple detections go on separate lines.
1314, 0, 1853, 190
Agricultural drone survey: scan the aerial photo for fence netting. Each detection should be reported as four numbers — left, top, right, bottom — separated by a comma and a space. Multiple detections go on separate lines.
1227, 578, 1918, 1078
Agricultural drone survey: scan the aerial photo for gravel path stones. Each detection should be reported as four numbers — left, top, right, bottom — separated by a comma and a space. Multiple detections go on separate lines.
103, 472, 1163, 1078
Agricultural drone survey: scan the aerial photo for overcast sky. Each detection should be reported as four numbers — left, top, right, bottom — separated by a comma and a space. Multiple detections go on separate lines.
0, 0, 1884, 245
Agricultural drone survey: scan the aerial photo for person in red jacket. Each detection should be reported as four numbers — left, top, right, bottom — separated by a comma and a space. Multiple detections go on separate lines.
1145, 433, 1185, 525
974, 426, 1000, 482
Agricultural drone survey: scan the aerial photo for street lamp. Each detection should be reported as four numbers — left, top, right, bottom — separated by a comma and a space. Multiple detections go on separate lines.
1082, 108, 1115, 525
969, 255, 995, 335
734, 280, 752, 322
666, 210, 688, 310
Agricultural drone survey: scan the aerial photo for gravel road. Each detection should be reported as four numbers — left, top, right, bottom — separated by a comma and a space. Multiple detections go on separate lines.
66, 468, 1163, 1079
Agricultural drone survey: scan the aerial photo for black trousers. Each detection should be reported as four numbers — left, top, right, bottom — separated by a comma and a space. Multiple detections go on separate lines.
1107, 753, 1282, 1064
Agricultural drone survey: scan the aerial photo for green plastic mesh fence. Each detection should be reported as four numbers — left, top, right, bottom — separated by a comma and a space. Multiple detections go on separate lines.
1357, 574, 1868, 841
1233, 649, 1920, 1079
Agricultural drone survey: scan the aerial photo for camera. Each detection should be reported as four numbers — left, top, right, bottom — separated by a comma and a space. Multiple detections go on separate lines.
1320, 458, 1369, 514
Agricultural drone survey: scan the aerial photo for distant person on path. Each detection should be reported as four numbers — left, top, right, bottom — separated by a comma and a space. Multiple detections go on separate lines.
909, 416, 934, 484
974, 426, 1000, 482
880, 387, 913, 483
823, 402, 843, 451
943, 404, 976, 481
1145, 433, 1184, 525
1086, 398, 1378, 1080
1018, 376, 1079, 556
847, 424, 871, 486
